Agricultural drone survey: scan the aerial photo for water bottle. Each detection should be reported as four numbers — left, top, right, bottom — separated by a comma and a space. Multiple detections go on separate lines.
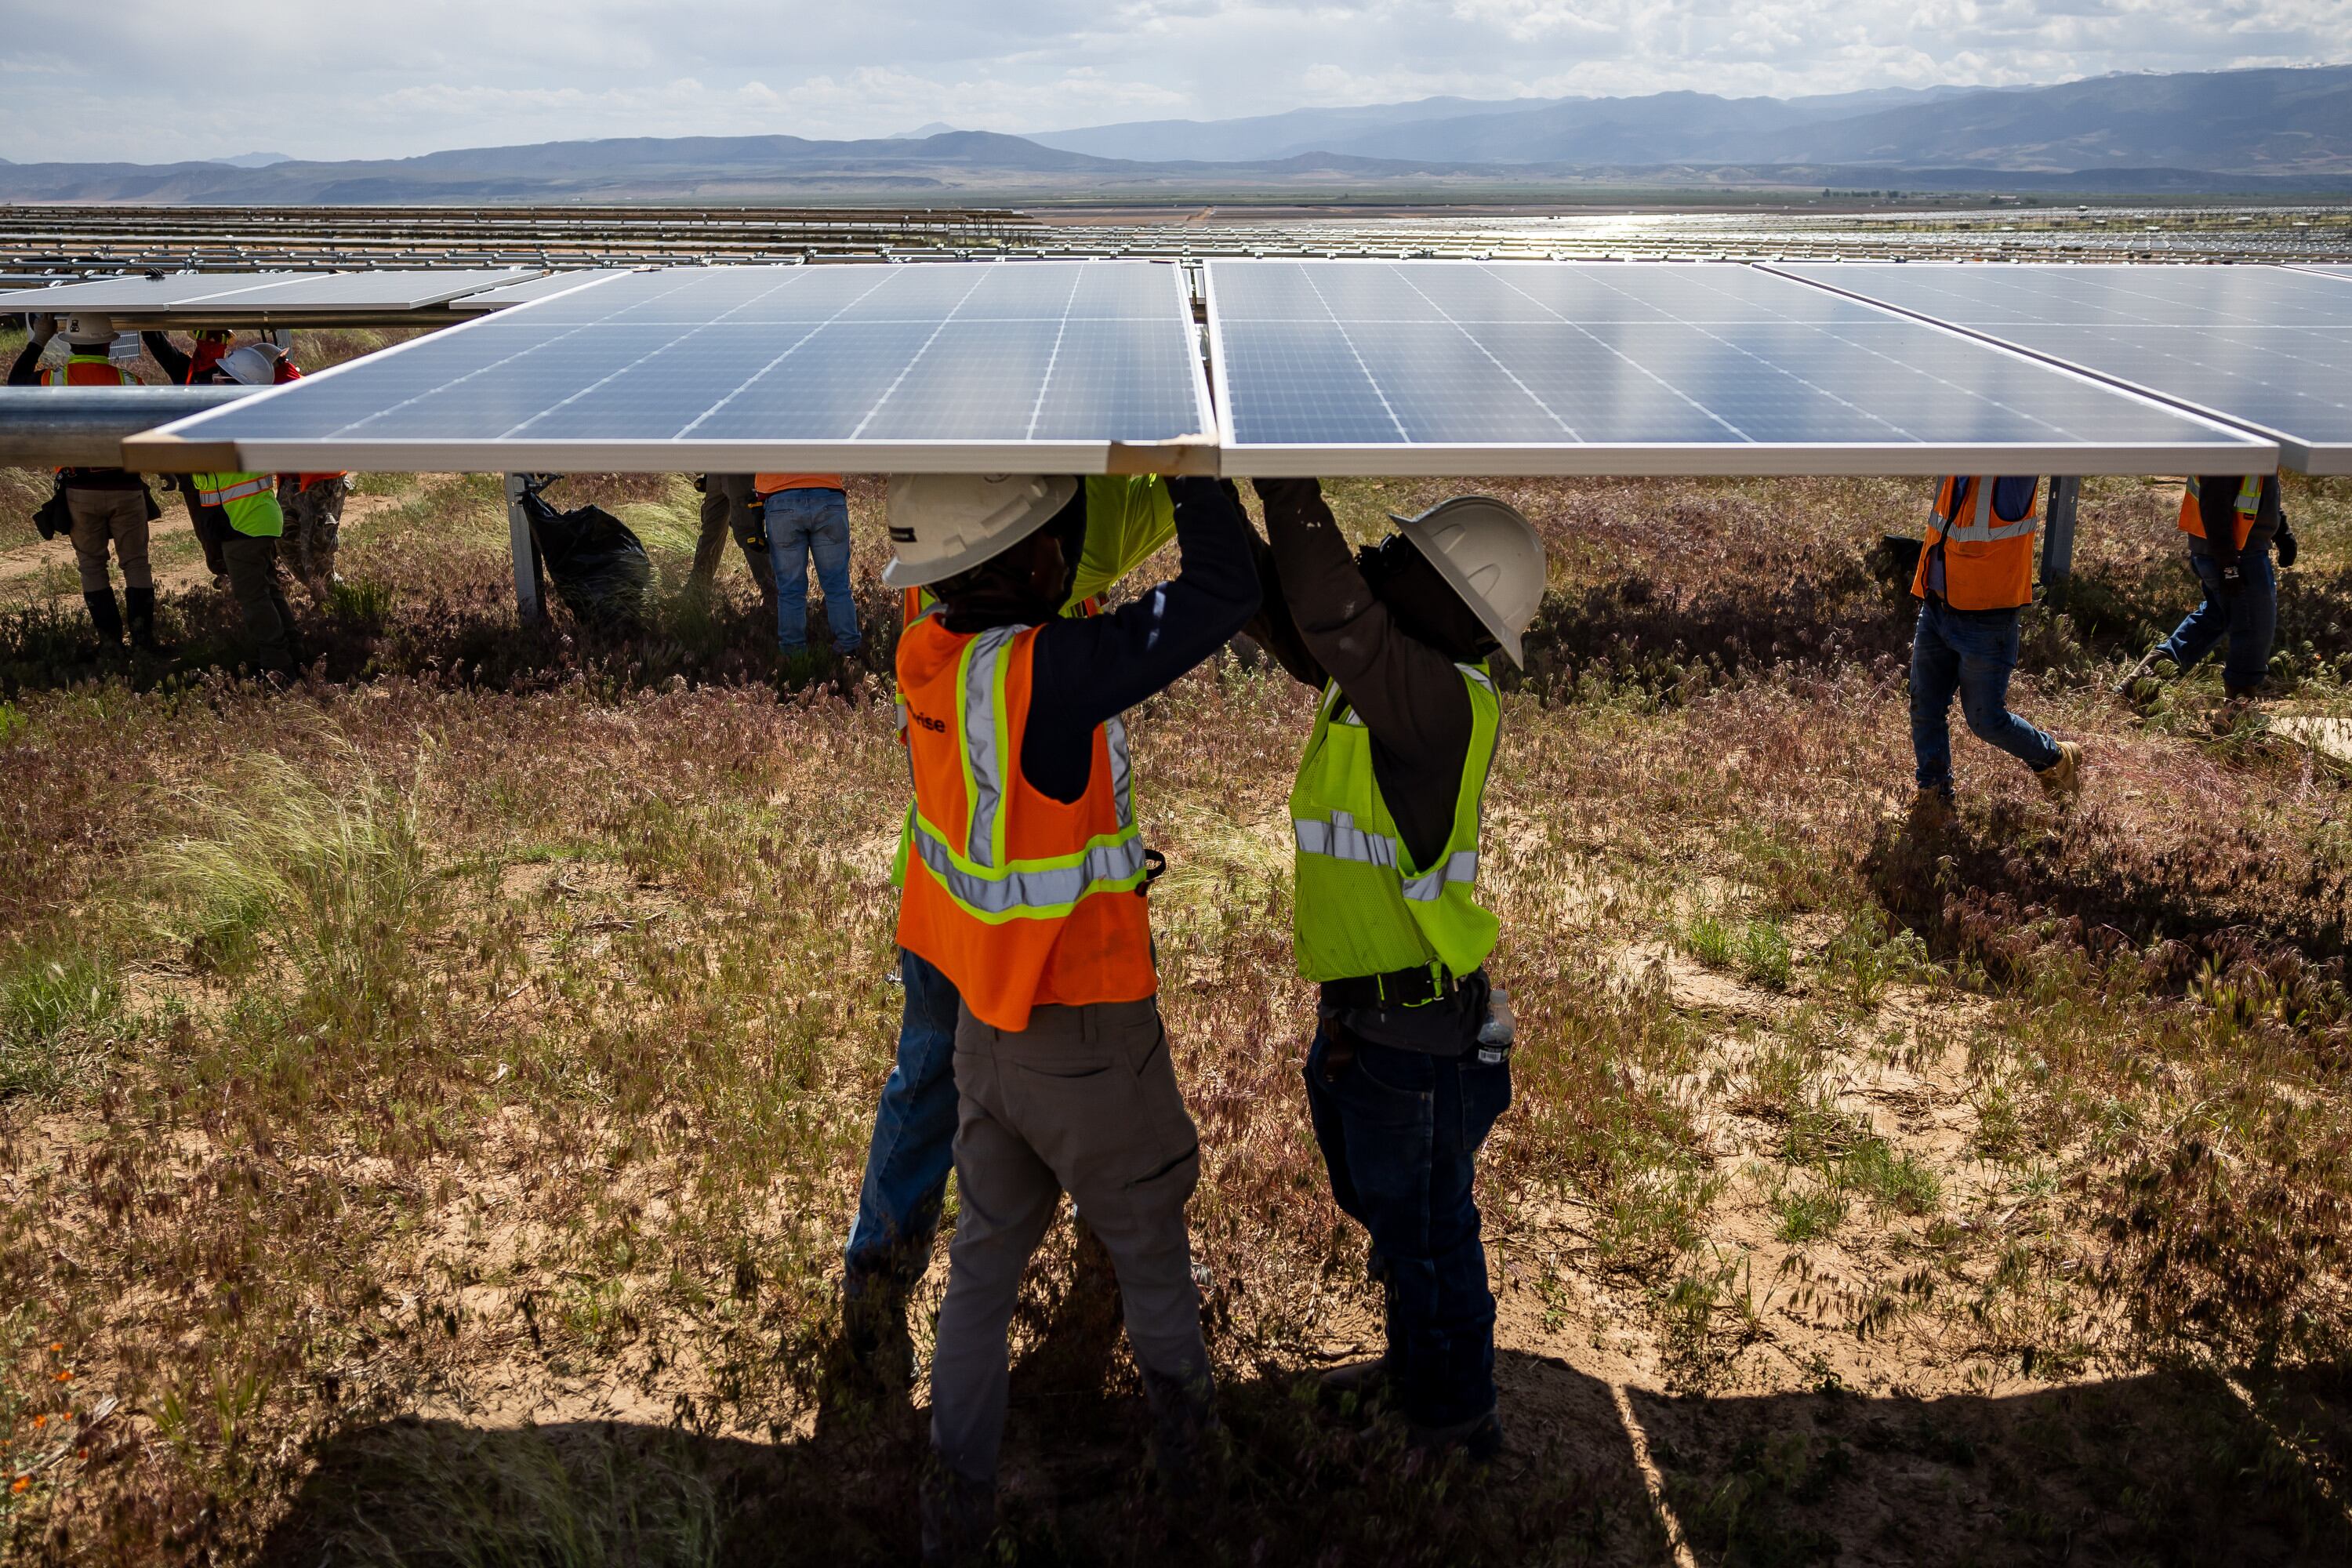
1475, 985, 1514, 1065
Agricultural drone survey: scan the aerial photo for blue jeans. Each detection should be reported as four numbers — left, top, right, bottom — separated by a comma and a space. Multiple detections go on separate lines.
762, 488, 860, 655
1303, 1028, 1511, 1428
843, 947, 963, 1296
1910, 599, 2061, 792
2158, 544, 2277, 694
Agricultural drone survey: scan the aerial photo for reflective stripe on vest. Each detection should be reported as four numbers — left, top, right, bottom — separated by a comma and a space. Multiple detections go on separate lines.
1287, 662, 1501, 983
45, 355, 132, 389
198, 476, 274, 506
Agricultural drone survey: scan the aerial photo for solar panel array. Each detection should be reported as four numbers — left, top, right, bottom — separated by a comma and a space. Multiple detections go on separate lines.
1205, 260, 2270, 476
137, 262, 1216, 475
9, 268, 535, 314
1771, 262, 2352, 474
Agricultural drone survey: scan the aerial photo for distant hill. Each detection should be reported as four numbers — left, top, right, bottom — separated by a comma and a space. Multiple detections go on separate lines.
209, 152, 293, 169
2, 67, 2348, 204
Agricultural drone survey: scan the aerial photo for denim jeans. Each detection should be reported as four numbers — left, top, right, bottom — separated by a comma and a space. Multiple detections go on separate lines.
2158, 544, 2277, 694
1303, 1028, 1511, 1428
1909, 599, 2060, 792
843, 947, 963, 1296
763, 487, 860, 654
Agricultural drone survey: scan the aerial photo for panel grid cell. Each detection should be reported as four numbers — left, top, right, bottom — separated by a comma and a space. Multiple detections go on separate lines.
1207, 260, 2274, 477
136, 262, 1216, 474
1771, 262, 2352, 474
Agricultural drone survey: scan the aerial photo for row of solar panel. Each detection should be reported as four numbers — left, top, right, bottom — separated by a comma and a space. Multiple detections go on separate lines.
112, 260, 2352, 477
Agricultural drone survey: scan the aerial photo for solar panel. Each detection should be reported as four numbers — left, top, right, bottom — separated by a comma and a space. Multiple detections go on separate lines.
1769, 263, 2352, 474
1206, 260, 2270, 477
129, 262, 1215, 475
5, 270, 539, 314
447, 270, 639, 311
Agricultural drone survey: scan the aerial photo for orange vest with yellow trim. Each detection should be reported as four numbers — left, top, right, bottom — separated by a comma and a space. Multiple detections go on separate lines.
1911, 476, 2038, 612
2178, 477, 2263, 551
893, 614, 1156, 1033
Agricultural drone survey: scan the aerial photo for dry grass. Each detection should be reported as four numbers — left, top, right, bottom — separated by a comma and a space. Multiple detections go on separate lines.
0, 465, 2348, 1565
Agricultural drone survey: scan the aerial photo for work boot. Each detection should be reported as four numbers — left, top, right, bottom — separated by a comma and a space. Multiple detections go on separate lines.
1908, 786, 1955, 833
123, 586, 163, 652
2036, 741, 2083, 800
82, 590, 124, 648
1142, 1365, 1221, 1504
2215, 688, 2264, 734
917, 1458, 996, 1567
840, 1281, 914, 1394
1316, 1355, 1396, 1413
1407, 1406, 1505, 1465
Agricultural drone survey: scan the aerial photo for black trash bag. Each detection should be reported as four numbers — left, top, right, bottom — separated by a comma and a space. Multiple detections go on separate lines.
520, 484, 653, 630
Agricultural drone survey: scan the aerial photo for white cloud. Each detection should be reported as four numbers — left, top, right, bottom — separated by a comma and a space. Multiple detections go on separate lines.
0, 0, 2342, 162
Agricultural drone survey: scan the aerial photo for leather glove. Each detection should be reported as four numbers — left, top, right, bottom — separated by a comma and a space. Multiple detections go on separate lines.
2216, 561, 2246, 597
28, 314, 57, 347
2276, 521, 2299, 570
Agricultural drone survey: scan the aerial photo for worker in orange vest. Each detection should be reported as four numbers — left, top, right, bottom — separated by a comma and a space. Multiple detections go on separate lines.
884, 473, 1256, 1562
9, 314, 164, 649
2120, 475, 2294, 720
1908, 476, 2079, 827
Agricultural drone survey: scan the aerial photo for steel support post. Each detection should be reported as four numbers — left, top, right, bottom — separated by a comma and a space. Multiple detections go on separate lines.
2041, 476, 2081, 611
504, 474, 546, 626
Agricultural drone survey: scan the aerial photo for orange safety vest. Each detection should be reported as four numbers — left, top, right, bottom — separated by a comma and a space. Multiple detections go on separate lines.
754, 472, 845, 494
1911, 476, 2038, 612
893, 613, 1156, 1033
2178, 477, 2263, 551
42, 354, 132, 389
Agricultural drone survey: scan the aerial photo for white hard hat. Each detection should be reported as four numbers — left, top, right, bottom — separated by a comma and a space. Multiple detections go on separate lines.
60, 313, 116, 347
883, 474, 1079, 589
1389, 496, 1548, 668
215, 345, 281, 386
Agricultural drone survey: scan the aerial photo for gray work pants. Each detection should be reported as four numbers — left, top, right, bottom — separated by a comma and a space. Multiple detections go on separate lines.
929, 996, 1209, 1485
691, 474, 776, 601
220, 532, 298, 674
67, 486, 153, 593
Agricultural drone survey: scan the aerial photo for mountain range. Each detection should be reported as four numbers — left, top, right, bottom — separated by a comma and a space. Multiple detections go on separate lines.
1, 65, 2346, 204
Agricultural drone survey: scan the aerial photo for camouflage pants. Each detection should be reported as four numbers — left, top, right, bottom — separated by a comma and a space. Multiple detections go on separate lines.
278, 476, 347, 598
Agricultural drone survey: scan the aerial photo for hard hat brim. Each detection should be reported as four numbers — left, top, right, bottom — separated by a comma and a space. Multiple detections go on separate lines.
1388, 501, 1532, 669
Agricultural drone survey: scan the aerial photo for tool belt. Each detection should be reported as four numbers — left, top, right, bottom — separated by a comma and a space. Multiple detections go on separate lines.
1321, 962, 1477, 1011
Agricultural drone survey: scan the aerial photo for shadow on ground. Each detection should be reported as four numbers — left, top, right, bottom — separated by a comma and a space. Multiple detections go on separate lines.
252, 1351, 2350, 1567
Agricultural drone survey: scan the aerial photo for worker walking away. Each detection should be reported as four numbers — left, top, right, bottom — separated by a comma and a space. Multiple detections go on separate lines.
753, 472, 860, 663
2119, 475, 2293, 724
188, 347, 300, 677
884, 474, 1253, 1561
1907, 476, 2079, 829
9, 314, 165, 650
142, 329, 241, 587
690, 474, 777, 620
839, 478, 1172, 1388
1246, 478, 1541, 1464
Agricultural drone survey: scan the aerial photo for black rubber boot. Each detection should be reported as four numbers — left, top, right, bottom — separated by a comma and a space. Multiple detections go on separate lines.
82, 590, 124, 647
123, 586, 162, 652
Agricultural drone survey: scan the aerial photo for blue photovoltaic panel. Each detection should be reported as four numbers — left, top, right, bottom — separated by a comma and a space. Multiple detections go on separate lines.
137, 263, 1215, 474
1205, 260, 2270, 477
1772, 262, 2352, 474
5, 269, 535, 313
448, 269, 639, 310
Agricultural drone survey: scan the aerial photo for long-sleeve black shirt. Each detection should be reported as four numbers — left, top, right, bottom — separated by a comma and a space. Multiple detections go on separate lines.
6, 339, 42, 387
1253, 478, 1472, 873
2190, 474, 2280, 570
142, 332, 196, 384
1016, 476, 1260, 804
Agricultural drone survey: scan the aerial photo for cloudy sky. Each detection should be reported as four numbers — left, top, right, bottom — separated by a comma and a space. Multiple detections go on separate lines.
2, 0, 2343, 164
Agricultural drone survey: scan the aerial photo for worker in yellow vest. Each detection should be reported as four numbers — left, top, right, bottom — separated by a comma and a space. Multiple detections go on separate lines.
1242, 478, 1542, 1462
8, 314, 164, 649
2120, 475, 2294, 719
191, 347, 301, 677
884, 474, 1254, 1562
1908, 476, 2079, 827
